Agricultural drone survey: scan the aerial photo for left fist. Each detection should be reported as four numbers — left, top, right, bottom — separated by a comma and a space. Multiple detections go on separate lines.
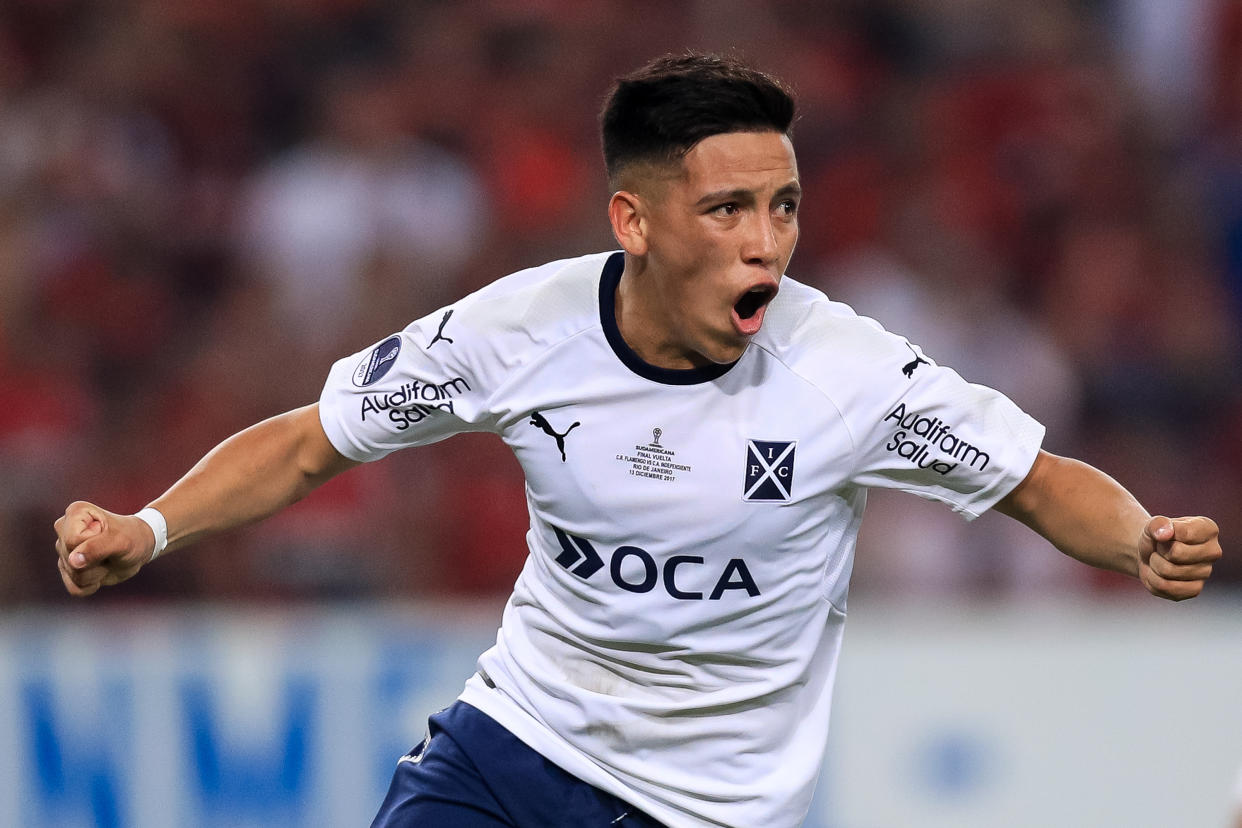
1138, 516, 1222, 601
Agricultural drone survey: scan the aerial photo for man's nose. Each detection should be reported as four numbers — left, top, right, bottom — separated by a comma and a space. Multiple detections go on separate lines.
742, 214, 780, 266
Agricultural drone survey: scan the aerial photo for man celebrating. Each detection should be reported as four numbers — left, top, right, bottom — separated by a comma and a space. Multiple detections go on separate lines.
55, 54, 1221, 828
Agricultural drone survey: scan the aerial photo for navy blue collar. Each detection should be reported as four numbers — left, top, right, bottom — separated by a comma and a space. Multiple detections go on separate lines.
598, 252, 738, 385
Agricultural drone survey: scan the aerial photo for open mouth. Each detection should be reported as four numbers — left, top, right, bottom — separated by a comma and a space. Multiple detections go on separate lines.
734, 288, 770, 320
732, 283, 778, 334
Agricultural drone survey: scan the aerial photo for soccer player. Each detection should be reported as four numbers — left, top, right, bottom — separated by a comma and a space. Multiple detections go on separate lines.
54, 54, 1222, 828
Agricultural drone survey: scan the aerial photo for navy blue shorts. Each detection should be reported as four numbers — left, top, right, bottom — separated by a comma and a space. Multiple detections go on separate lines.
371, 700, 667, 828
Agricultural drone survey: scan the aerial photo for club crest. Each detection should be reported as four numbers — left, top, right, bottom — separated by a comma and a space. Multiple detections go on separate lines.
743, 440, 796, 502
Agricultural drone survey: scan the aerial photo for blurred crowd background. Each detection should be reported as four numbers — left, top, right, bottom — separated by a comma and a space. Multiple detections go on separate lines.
3, 0, 1241, 604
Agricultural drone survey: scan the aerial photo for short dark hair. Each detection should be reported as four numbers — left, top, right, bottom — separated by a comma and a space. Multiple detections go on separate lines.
600, 53, 796, 186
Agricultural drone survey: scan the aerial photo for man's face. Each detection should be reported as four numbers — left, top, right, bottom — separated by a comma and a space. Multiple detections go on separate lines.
623, 130, 800, 369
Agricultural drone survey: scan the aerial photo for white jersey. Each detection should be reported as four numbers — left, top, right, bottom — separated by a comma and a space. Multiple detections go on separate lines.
319, 252, 1044, 828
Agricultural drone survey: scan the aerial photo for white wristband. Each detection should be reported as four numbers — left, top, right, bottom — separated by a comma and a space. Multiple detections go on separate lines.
134, 507, 168, 562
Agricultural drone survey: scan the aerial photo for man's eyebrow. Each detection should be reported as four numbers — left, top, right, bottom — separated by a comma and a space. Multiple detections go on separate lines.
694, 188, 755, 208
693, 182, 803, 209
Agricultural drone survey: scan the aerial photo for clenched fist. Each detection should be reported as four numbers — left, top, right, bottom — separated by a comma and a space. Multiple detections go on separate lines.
1138, 515, 1222, 601
54, 501, 157, 597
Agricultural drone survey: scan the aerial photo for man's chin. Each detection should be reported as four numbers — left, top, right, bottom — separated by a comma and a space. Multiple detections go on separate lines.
699, 336, 751, 366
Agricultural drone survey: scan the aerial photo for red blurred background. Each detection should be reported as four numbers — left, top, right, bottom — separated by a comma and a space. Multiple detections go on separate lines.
3, 0, 1240, 604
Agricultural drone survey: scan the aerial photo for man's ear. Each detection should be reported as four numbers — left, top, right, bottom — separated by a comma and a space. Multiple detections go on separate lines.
608, 190, 648, 256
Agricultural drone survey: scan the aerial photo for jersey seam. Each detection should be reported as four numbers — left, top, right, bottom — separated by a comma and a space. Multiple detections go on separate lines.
747, 339, 861, 477
751, 324, 1002, 517
482, 324, 602, 422
451, 256, 608, 426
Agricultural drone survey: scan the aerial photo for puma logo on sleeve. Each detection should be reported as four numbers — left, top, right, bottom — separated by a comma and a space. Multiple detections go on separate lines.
427, 309, 455, 349
902, 342, 930, 378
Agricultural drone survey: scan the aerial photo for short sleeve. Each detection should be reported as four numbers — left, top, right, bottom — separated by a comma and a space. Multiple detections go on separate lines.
841, 333, 1045, 520
318, 306, 498, 462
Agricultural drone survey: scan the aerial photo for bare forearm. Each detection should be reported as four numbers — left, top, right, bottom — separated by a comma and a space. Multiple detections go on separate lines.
997, 451, 1148, 577
149, 404, 357, 554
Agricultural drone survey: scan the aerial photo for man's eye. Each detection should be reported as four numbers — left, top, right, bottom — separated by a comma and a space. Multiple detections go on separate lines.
776, 200, 798, 216
713, 203, 739, 217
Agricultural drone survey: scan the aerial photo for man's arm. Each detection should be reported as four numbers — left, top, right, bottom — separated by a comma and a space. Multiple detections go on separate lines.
55, 403, 359, 597
995, 450, 1221, 601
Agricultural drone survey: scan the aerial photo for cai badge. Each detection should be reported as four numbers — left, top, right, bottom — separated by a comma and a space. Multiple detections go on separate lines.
743, 440, 796, 502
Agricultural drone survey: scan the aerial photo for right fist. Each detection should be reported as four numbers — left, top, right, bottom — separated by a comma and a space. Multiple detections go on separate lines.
54, 502, 154, 597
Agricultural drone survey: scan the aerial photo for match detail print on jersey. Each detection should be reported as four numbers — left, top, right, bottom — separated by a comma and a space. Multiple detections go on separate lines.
614, 427, 693, 482
743, 440, 796, 501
